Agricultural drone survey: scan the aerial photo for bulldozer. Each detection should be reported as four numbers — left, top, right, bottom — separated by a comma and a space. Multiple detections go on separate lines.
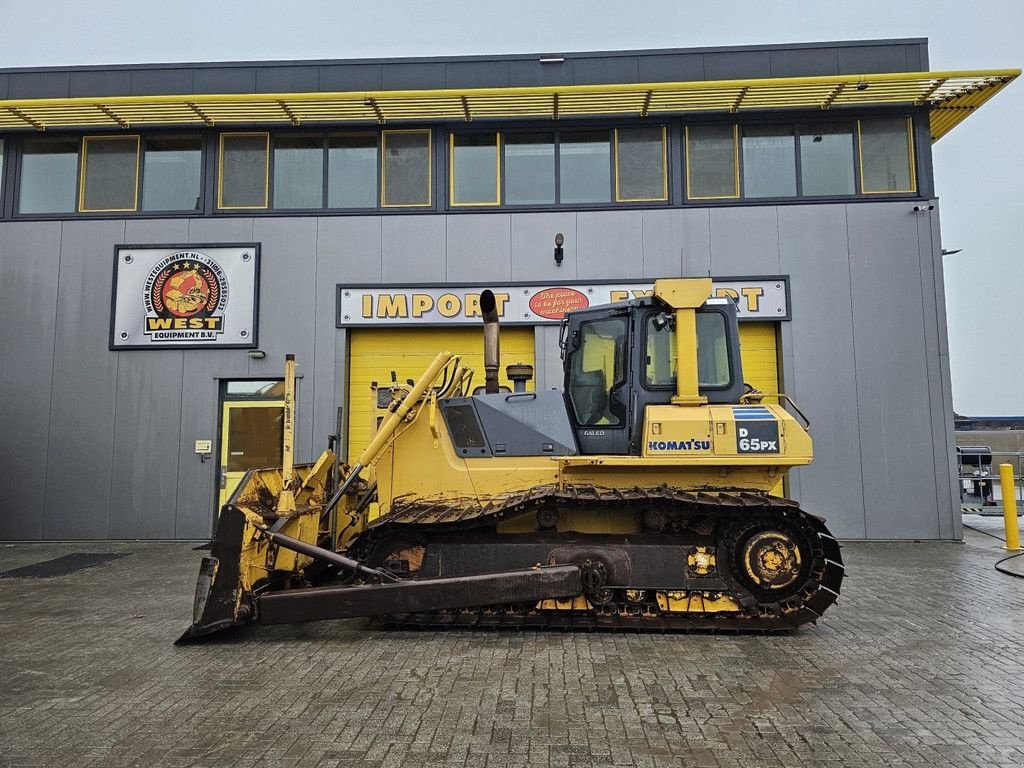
177, 277, 843, 643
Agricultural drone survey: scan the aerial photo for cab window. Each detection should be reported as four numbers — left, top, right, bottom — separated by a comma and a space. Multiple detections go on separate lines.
645, 311, 731, 388
568, 317, 628, 426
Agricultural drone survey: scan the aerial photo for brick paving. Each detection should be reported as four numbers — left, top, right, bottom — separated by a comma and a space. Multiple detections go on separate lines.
2, 529, 1024, 768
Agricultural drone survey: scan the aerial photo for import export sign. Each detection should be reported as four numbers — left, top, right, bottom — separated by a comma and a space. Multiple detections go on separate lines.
337, 278, 789, 327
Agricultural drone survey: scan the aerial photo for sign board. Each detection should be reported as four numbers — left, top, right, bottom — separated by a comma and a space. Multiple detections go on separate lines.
110, 244, 260, 349
337, 277, 788, 327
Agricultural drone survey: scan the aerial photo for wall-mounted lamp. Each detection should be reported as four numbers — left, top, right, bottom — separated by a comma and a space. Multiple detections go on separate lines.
554, 233, 565, 266
247, 349, 266, 360
539, 56, 565, 64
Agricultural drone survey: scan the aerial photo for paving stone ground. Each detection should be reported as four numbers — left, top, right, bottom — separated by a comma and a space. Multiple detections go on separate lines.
2, 526, 1024, 768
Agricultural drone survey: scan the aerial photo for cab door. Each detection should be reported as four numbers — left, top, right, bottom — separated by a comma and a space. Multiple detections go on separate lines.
218, 381, 285, 510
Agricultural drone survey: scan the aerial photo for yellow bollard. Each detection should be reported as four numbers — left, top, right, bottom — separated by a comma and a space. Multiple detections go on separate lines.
999, 463, 1021, 551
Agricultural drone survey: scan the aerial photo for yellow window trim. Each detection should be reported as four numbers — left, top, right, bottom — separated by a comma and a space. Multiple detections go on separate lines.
381, 129, 432, 208
857, 117, 917, 195
685, 124, 740, 200
614, 126, 668, 203
217, 131, 270, 210
449, 132, 502, 207
78, 134, 140, 213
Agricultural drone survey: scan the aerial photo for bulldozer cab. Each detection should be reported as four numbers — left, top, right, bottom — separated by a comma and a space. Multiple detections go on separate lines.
562, 297, 745, 455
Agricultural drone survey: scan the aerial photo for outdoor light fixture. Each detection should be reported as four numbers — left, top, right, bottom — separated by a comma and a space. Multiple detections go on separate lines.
554, 233, 565, 266
248, 350, 266, 360
539, 56, 565, 64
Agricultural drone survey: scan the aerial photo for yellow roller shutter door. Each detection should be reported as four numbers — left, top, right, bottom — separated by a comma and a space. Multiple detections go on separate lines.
738, 322, 779, 396
346, 327, 536, 462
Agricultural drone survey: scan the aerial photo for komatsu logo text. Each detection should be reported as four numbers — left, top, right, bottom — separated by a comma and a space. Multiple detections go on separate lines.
648, 439, 712, 452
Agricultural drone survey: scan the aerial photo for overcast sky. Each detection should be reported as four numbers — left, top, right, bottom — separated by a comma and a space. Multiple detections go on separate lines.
1, 0, 1021, 414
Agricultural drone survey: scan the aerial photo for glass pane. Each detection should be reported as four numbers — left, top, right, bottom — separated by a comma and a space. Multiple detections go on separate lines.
272, 135, 323, 209
328, 134, 377, 208
226, 407, 284, 472
645, 313, 731, 388
860, 117, 914, 193
616, 127, 666, 201
559, 131, 610, 204
569, 317, 627, 426
142, 136, 201, 211
220, 134, 268, 208
686, 125, 737, 199
451, 133, 498, 205
383, 131, 430, 206
225, 380, 284, 398
799, 123, 855, 196
0, 140, 4, 195
19, 138, 79, 214
504, 133, 554, 205
742, 125, 797, 198
82, 137, 138, 211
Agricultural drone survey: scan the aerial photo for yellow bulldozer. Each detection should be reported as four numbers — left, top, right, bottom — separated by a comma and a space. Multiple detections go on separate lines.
177, 277, 843, 642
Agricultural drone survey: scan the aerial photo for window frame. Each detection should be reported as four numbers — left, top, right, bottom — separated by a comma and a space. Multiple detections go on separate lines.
641, 307, 736, 393
140, 133, 205, 213
217, 131, 270, 210
856, 116, 917, 195
326, 131, 381, 212
381, 128, 433, 209
684, 124, 740, 201
613, 126, 669, 203
796, 121, 859, 198
269, 132, 326, 211
448, 131, 502, 207
78, 134, 141, 213
739, 123, 799, 200
16, 135, 82, 216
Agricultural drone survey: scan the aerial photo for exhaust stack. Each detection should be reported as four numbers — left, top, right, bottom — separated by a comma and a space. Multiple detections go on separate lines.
480, 289, 501, 395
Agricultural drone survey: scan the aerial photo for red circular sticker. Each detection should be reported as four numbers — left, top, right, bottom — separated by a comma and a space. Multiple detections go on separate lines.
529, 287, 590, 319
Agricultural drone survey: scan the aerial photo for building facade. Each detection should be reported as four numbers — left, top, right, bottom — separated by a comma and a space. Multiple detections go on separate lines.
0, 39, 1017, 541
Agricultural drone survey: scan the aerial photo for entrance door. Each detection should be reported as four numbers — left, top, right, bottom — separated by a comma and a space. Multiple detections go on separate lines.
218, 381, 285, 510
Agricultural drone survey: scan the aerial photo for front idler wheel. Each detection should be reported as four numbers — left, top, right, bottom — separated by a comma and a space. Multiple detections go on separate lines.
738, 529, 804, 593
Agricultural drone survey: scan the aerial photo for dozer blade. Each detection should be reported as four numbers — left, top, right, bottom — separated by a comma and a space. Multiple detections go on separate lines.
176, 506, 248, 645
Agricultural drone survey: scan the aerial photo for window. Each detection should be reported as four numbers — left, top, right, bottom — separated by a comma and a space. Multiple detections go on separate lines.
19, 137, 79, 214
799, 123, 855, 196
559, 131, 610, 204
382, 130, 431, 207
685, 125, 738, 199
645, 312, 731, 389
0, 139, 4, 195
450, 133, 499, 206
273, 135, 323, 209
328, 134, 377, 208
218, 132, 269, 209
504, 133, 554, 205
859, 117, 915, 194
80, 135, 140, 212
142, 136, 201, 211
742, 125, 797, 198
615, 127, 667, 202
568, 316, 628, 426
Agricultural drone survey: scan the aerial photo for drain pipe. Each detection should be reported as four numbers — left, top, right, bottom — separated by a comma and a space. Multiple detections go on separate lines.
481, 289, 501, 395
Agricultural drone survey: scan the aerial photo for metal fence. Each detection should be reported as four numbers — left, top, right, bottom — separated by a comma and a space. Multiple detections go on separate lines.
956, 447, 1024, 514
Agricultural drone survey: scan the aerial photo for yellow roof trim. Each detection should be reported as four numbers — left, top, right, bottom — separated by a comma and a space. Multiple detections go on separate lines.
0, 68, 1017, 142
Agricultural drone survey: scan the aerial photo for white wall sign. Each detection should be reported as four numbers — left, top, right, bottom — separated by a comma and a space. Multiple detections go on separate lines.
337, 278, 789, 327
110, 244, 260, 349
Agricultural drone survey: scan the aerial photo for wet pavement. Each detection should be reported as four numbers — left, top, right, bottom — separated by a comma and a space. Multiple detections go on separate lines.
1, 527, 1023, 767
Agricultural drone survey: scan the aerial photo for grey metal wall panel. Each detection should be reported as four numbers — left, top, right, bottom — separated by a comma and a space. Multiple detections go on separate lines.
709, 206, 780, 275
381, 216, 446, 282
573, 57, 638, 86
193, 67, 257, 94
130, 68, 194, 96
445, 61, 509, 89
69, 70, 133, 98
847, 203, 939, 539
0, 221, 61, 540
640, 209, 715, 279
838, 45, 913, 75
8, 71, 70, 99
0, 73, 8, 100
445, 214, 512, 282
703, 51, 772, 81
534, 325, 562, 392
108, 350, 183, 538
769, 48, 839, 78
576, 211, 643, 280
382, 63, 446, 90
255, 66, 319, 93
507, 60, 571, 87
510, 212, 577, 281
42, 220, 125, 539
318, 64, 383, 91
637, 55, 704, 84
777, 204, 866, 538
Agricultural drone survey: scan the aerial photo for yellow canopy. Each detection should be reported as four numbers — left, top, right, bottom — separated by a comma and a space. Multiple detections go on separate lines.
0, 68, 1016, 142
